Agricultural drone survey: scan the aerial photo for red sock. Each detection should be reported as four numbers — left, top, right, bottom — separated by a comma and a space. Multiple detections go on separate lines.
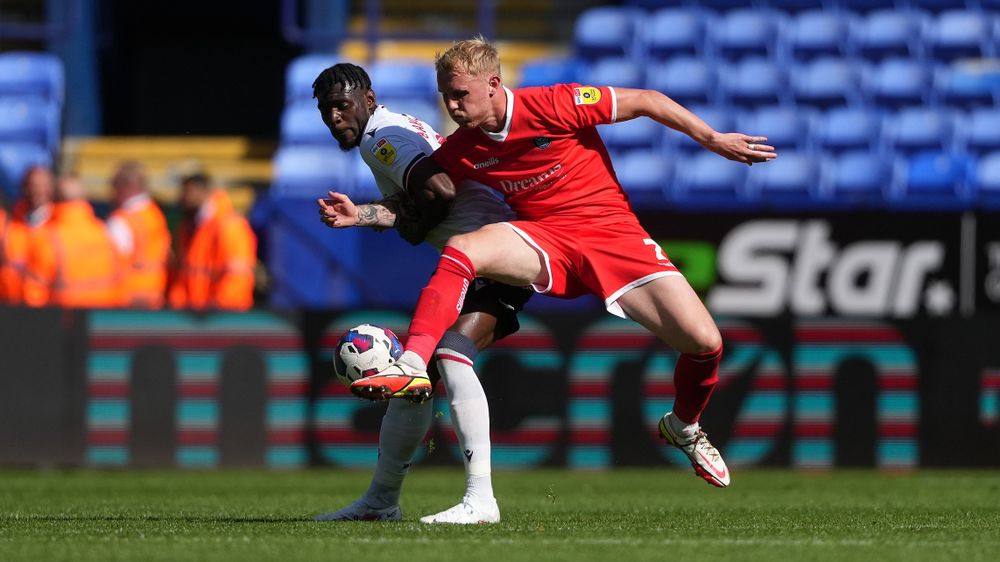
672, 345, 723, 424
404, 246, 477, 364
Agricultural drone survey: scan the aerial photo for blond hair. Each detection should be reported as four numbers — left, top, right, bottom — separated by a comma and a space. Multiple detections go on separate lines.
435, 36, 501, 78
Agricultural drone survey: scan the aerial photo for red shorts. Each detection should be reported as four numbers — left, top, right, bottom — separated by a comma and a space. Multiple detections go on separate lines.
502, 216, 681, 318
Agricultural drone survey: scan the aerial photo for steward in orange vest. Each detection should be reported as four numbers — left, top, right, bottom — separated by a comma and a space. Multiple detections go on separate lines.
107, 162, 170, 308
0, 206, 29, 304
23, 177, 123, 308
13, 165, 55, 228
168, 174, 256, 311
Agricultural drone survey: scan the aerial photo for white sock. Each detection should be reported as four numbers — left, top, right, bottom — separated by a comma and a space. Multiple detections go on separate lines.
436, 332, 494, 506
399, 350, 427, 371
364, 398, 433, 508
667, 411, 700, 441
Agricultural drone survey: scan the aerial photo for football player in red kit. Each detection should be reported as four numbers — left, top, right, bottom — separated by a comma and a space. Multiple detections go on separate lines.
346, 38, 777, 488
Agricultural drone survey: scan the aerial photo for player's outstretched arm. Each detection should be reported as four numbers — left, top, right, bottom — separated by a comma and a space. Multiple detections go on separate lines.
613, 88, 777, 166
317, 191, 397, 229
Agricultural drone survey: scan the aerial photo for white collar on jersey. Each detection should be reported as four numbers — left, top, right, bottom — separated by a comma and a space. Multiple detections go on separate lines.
482, 86, 514, 143
364, 105, 387, 136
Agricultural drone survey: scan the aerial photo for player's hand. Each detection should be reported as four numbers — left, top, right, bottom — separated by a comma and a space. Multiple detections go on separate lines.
317, 191, 359, 228
705, 133, 777, 166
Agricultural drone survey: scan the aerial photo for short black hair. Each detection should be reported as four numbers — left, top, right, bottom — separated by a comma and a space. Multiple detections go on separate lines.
312, 63, 372, 104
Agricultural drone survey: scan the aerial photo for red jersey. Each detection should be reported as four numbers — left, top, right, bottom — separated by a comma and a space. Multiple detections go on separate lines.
432, 84, 633, 223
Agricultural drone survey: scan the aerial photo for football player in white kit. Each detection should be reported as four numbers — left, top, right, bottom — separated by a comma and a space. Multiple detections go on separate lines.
310, 63, 531, 524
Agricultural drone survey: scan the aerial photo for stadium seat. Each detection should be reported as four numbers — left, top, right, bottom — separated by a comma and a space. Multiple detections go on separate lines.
911, 0, 975, 13
581, 58, 644, 89
738, 106, 807, 151
838, 0, 897, 12
610, 149, 672, 208
645, 57, 715, 106
935, 63, 998, 109
351, 153, 385, 203
0, 142, 51, 199
766, 0, 825, 13
884, 107, 955, 155
975, 151, 1000, 209
813, 107, 883, 153
720, 58, 786, 108
369, 59, 438, 100
820, 151, 889, 209
665, 106, 736, 153
377, 97, 443, 132
960, 108, 1000, 155
598, 117, 662, 152
0, 52, 65, 105
574, 7, 637, 60
791, 58, 861, 109
748, 151, 821, 210
518, 57, 583, 88
865, 58, 932, 108
852, 10, 923, 62
285, 54, 343, 103
711, 10, 779, 61
889, 150, 973, 210
644, 8, 705, 60
271, 145, 354, 198
926, 10, 994, 63
783, 11, 849, 61
280, 101, 334, 146
0, 97, 59, 152
670, 151, 753, 210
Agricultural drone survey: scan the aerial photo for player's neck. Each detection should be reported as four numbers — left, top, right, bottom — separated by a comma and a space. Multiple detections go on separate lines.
481, 86, 508, 134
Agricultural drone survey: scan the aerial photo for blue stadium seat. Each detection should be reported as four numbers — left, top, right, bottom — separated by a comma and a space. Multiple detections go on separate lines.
665, 106, 736, 153
598, 118, 662, 152
351, 153, 386, 203
285, 54, 343, 103
748, 151, 820, 210
0, 52, 64, 105
698, 0, 758, 11
961, 108, 1000, 155
711, 10, 779, 61
574, 7, 638, 60
271, 145, 354, 198
784, 11, 849, 61
926, 10, 994, 63
518, 57, 583, 88
738, 106, 807, 151
646, 57, 715, 106
884, 107, 955, 155
852, 10, 923, 62
0, 142, 51, 199
975, 151, 1000, 209
0, 97, 59, 152
935, 63, 998, 109
865, 58, 932, 108
280, 101, 334, 146
889, 150, 973, 210
766, 0, 825, 13
377, 97, 443, 132
720, 58, 786, 107
370, 59, 438, 100
820, 151, 889, 209
581, 58, 644, 89
610, 149, 672, 208
644, 8, 705, 60
670, 152, 754, 210
813, 107, 882, 153
791, 58, 860, 108
838, 0, 897, 12
911, 0, 974, 13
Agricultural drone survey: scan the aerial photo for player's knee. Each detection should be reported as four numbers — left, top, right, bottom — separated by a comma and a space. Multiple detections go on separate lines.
684, 323, 722, 355
444, 233, 474, 257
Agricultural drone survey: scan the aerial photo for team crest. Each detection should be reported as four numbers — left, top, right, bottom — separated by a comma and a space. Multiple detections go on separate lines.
371, 138, 397, 165
573, 86, 601, 105
533, 137, 552, 149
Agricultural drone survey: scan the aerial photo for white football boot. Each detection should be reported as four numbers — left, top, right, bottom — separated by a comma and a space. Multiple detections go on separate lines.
419, 497, 500, 525
658, 412, 731, 488
313, 499, 402, 522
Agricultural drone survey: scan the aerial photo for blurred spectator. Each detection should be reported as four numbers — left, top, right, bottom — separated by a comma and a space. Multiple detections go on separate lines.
23, 176, 123, 308
168, 174, 256, 311
107, 162, 170, 309
0, 189, 28, 304
13, 165, 55, 228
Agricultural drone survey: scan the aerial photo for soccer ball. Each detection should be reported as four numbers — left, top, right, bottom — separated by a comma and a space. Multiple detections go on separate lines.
333, 323, 404, 387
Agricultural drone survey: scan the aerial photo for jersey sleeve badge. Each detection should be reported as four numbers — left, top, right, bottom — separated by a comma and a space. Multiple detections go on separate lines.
372, 138, 397, 165
573, 86, 602, 105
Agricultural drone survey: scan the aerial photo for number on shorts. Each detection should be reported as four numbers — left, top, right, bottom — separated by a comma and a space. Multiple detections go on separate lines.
643, 238, 669, 263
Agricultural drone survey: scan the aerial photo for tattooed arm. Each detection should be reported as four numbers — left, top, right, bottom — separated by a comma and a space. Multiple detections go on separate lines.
317, 191, 397, 229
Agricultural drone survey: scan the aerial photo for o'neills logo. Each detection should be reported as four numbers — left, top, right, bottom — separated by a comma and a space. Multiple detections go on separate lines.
498, 164, 562, 194
474, 157, 500, 169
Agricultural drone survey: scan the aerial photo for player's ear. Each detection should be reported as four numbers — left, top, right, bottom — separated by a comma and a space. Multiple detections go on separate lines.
487, 75, 501, 93
365, 88, 377, 111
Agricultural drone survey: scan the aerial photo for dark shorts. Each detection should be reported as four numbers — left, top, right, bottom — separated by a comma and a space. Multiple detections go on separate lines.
459, 277, 533, 342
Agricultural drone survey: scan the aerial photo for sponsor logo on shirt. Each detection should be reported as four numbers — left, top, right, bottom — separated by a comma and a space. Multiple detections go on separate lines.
573, 86, 601, 105
474, 156, 500, 169
372, 138, 397, 165
498, 163, 563, 194
533, 137, 551, 149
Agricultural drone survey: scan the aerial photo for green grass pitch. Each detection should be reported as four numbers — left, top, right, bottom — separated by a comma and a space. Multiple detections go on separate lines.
1, 469, 998, 562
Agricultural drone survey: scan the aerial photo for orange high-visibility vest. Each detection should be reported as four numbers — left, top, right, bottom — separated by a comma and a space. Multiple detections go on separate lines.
109, 196, 170, 308
168, 190, 256, 311
0, 208, 29, 304
23, 201, 123, 308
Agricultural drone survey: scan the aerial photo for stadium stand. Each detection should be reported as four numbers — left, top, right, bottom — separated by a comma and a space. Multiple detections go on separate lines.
783, 10, 850, 61
975, 151, 1000, 209
573, 6, 638, 60
749, 151, 821, 210
0, 52, 64, 105
821, 150, 890, 209
644, 8, 706, 60
0, 142, 52, 199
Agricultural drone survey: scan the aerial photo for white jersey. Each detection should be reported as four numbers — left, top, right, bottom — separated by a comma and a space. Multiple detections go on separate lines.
359, 105, 515, 250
